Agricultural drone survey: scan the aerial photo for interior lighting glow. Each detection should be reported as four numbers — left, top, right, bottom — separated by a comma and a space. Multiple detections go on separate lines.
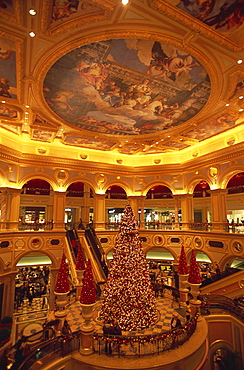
122, 0, 129, 4
225, 103, 230, 106
237, 59, 243, 64
239, 108, 244, 112
29, 9, 37, 15
1, 100, 5, 103
29, 31, 36, 37
25, 105, 29, 108
239, 96, 243, 99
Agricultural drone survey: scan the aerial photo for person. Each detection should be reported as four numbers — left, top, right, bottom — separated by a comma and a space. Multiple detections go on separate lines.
153, 279, 161, 298
62, 319, 71, 335
102, 320, 114, 354
78, 218, 85, 230
111, 320, 122, 335
215, 263, 221, 278
88, 216, 94, 229
171, 313, 181, 330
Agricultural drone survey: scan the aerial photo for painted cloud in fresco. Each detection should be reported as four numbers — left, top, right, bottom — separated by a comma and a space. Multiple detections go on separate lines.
44, 39, 210, 136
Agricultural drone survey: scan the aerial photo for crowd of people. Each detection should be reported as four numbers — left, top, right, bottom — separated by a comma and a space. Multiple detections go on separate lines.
14, 266, 49, 311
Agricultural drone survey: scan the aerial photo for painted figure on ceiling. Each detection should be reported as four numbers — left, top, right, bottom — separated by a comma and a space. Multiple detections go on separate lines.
146, 42, 200, 82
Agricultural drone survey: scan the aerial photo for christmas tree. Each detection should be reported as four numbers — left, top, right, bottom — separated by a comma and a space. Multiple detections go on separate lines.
100, 204, 157, 331
80, 259, 97, 304
54, 253, 70, 293
75, 245, 86, 271
188, 250, 201, 284
178, 245, 189, 275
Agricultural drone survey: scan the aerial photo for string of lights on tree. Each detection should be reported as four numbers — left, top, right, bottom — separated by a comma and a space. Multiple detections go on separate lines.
100, 204, 157, 331
54, 253, 70, 293
80, 259, 97, 304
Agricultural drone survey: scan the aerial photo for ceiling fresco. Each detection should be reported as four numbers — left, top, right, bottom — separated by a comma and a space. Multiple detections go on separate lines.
44, 39, 210, 136
165, 0, 244, 43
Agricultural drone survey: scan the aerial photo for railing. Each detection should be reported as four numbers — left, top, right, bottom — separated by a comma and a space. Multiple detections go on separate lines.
12, 331, 80, 370
200, 267, 241, 288
200, 294, 244, 322
93, 314, 198, 357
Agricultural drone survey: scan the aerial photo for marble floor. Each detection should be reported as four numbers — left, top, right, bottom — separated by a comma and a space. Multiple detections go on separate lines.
66, 291, 186, 336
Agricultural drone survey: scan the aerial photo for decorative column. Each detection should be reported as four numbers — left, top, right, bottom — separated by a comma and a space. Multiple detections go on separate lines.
208, 189, 227, 232
82, 184, 91, 227
0, 189, 8, 230
49, 267, 59, 311
8, 188, 22, 230
52, 191, 66, 230
54, 254, 70, 334
80, 259, 96, 355
94, 193, 106, 230
75, 245, 86, 300
178, 246, 189, 308
188, 250, 202, 319
173, 194, 181, 230
138, 196, 146, 229
181, 194, 194, 230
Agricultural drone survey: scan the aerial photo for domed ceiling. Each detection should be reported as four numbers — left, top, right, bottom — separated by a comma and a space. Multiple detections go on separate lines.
0, 0, 243, 157
44, 39, 210, 138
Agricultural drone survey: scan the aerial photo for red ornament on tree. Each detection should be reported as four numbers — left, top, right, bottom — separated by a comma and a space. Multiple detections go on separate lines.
80, 259, 96, 304
188, 250, 201, 284
54, 253, 70, 293
178, 246, 189, 275
75, 245, 86, 271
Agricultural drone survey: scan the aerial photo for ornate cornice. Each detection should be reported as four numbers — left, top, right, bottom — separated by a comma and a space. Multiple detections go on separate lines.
40, 0, 116, 37
0, 139, 244, 176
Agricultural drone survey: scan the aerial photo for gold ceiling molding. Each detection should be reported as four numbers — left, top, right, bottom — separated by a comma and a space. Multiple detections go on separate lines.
0, 0, 23, 27
150, 0, 244, 52
40, 0, 116, 37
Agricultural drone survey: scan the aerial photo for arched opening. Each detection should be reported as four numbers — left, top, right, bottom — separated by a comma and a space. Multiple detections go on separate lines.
20, 179, 52, 229
15, 252, 52, 316
192, 181, 211, 228
227, 172, 244, 194
144, 185, 175, 229
105, 185, 127, 229
66, 182, 94, 227
105, 185, 127, 199
193, 181, 210, 198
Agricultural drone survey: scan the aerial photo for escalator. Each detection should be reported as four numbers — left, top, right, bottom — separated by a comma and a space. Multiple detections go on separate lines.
67, 228, 107, 284
200, 269, 244, 299
84, 228, 109, 279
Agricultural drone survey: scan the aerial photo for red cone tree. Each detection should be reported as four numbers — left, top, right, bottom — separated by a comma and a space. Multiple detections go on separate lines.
178, 245, 188, 275
54, 253, 70, 293
100, 204, 157, 331
80, 259, 96, 304
76, 245, 86, 270
188, 250, 201, 284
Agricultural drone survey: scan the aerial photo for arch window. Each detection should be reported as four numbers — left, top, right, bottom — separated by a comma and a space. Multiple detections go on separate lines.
227, 172, 244, 194
22, 179, 51, 195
